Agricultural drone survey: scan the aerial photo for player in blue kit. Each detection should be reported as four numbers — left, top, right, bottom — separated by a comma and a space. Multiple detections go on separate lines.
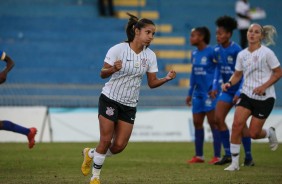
0, 50, 37, 149
186, 27, 221, 164
210, 16, 254, 166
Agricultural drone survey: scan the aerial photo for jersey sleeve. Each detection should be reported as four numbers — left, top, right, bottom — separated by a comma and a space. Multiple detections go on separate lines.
147, 52, 158, 73
104, 44, 121, 66
235, 52, 244, 71
266, 49, 280, 69
0, 50, 6, 60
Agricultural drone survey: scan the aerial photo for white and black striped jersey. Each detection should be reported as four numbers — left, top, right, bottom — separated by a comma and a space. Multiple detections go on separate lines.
235, 45, 280, 100
101, 42, 158, 107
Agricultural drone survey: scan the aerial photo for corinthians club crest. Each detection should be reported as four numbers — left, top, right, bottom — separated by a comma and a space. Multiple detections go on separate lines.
106, 107, 115, 116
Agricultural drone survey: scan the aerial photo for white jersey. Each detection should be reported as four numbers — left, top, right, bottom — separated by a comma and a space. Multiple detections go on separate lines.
235, 0, 251, 29
101, 42, 158, 107
235, 45, 280, 100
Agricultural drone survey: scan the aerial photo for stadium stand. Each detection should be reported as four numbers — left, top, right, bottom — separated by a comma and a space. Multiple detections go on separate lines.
0, 0, 281, 107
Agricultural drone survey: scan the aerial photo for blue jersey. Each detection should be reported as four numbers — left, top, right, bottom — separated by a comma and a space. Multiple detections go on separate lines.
188, 46, 217, 97
213, 42, 242, 96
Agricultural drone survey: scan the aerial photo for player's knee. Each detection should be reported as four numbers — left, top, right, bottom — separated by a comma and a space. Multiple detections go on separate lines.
214, 115, 223, 123
231, 122, 244, 134
249, 131, 260, 139
99, 138, 112, 148
193, 121, 203, 129
112, 141, 127, 154
214, 117, 225, 130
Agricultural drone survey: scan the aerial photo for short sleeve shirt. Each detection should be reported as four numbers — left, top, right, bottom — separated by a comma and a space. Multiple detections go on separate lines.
235, 45, 280, 100
102, 42, 158, 107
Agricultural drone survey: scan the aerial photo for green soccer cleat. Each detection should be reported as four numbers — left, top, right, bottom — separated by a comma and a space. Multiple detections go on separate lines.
81, 148, 93, 176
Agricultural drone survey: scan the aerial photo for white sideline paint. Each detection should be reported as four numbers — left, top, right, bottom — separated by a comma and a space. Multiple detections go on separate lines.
0, 107, 281, 143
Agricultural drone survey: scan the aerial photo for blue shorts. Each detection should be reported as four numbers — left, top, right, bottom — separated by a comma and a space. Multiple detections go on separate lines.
192, 95, 217, 114
217, 92, 234, 104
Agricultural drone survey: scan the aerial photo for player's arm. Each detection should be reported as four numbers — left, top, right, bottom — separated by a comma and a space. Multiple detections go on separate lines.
210, 66, 220, 98
222, 70, 243, 91
253, 66, 282, 96
100, 60, 122, 79
146, 70, 176, 89
1, 54, 15, 74
0, 53, 15, 84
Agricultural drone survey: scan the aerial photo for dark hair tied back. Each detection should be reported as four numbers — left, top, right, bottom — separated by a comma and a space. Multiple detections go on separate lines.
194, 26, 211, 44
125, 12, 155, 42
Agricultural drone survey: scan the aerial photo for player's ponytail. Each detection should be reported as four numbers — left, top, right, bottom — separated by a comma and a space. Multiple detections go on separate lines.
126, 13, 139, 42
125, 12, 155, 42
262, 25, 277, 46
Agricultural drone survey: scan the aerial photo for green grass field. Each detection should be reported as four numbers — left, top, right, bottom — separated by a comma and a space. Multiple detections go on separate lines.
0, 142, 281, 184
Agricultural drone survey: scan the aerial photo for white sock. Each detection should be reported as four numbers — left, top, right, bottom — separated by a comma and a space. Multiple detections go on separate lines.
92, 151, 106, 179
230, 143, 240, 165
264, 128, 270, 138
89, 148, 113, 158
88, 148, 95, 158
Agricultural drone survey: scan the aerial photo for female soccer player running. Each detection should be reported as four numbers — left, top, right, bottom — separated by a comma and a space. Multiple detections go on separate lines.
0, 50, 37, 149
223, 23, 282, 171
186, 27, 221, 164
80, 13, 176, 184
211, 16, 254, 166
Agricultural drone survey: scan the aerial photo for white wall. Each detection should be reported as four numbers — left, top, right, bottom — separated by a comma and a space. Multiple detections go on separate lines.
0, 106, 50, 142
0, 107, 282, 143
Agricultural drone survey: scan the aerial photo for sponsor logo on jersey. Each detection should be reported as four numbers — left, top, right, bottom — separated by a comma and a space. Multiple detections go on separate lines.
201, 57, 207, 65
227, 56, 234, 64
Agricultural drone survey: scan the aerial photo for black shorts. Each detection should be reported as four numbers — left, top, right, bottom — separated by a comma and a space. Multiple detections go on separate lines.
236, 93, 275, 119
98, 94, 136, 124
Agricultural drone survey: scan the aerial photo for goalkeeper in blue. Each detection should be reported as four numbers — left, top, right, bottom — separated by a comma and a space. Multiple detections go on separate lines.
210, 16, 254, 166
0, 50, 37, 149
186, 27, 221, 164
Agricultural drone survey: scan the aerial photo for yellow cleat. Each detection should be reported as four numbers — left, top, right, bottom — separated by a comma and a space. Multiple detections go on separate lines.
81, 148, 92, 176
90, 177, 100, 184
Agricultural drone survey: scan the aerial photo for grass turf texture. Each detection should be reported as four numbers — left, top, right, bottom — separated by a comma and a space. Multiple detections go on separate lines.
0, 142, 281, 184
